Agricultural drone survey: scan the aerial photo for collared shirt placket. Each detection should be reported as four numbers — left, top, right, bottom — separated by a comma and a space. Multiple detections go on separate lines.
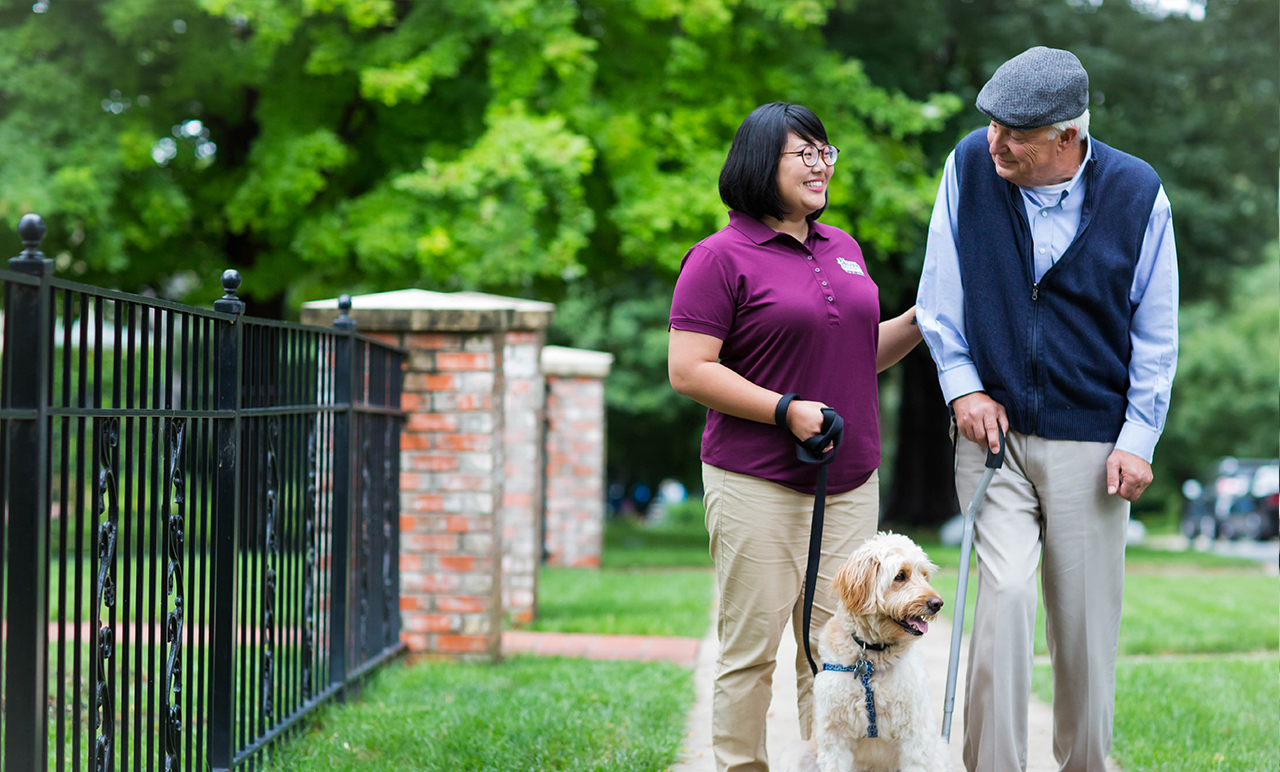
803, 240, 840, 325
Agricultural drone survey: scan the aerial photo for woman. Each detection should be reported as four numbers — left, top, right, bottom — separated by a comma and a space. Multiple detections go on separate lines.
668, 102, 920, 771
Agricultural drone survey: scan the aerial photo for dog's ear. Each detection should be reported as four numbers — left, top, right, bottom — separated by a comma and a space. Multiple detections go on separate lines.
832, 550, 880, 614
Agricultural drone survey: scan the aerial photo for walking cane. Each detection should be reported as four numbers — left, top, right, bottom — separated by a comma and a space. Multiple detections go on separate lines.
941, 426, 1005, 743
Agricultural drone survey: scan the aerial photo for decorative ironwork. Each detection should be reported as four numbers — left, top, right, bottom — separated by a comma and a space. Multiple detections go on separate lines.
302, 423, 318, 695
93, 418, 120, 772
262, 416, 279, 719
162, 418, 186, 772
383, 421, 395, 644
0, 242, 405, 770
359, 437, 372, 656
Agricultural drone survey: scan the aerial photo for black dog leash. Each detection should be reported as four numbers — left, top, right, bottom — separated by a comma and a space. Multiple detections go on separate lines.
775, 393, 844, 676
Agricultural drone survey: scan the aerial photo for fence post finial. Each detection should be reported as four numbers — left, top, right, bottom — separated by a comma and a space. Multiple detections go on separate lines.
10, 213, 52, 276
334, 293, 356, 330
214, 269, 245, 315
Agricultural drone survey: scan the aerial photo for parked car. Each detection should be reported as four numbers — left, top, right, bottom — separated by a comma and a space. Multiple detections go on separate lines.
1180, 457, 1280, 541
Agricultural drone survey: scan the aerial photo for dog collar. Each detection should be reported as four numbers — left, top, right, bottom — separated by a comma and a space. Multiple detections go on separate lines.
851, 634, 890, 652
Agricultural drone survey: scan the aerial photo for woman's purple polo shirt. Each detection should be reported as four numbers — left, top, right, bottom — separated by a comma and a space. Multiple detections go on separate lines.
670, 211, 880, 495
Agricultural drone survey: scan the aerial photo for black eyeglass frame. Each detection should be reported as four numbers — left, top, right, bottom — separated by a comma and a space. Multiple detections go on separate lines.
780, 144, 839, 167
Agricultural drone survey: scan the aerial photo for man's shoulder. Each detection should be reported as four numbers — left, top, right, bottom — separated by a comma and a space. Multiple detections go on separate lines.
1091, 138, 1160, 183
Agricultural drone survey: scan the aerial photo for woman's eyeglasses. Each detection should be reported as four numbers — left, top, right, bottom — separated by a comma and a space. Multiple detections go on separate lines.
781, 145, 839, 167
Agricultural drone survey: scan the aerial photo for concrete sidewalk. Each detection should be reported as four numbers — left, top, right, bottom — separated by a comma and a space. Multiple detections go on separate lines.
673, 612, 1119, 771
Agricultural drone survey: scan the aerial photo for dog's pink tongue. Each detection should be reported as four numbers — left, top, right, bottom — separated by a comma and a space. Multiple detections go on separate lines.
912, 618, 929, 634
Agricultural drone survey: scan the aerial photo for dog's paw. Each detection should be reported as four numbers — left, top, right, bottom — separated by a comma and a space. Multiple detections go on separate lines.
774, 739, 819, 772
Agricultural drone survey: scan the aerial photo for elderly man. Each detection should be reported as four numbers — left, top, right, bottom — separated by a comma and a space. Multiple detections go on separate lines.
917, 47, 1178, 772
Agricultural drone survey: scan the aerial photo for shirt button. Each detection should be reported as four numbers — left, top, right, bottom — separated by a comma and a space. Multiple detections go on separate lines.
1040, 210, 1048, 217
821, 281, 828, 286
807, 256, 813, 260
815, 267, 821, 273
1039, 248, 1046, 254
827, 296, 834, 301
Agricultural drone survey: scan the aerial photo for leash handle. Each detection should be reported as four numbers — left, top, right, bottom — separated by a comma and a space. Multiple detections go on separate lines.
774, 392, 800, 431
797, 407, 843, 466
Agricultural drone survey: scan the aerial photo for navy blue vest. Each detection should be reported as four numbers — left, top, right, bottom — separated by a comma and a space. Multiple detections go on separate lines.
954, 128, 1161, 442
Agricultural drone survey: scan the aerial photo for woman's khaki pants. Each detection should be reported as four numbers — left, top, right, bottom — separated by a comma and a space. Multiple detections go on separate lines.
702, 463, 880, 772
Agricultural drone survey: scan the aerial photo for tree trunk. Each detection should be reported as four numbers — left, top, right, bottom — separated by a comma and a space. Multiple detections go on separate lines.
883, 345, 958, 530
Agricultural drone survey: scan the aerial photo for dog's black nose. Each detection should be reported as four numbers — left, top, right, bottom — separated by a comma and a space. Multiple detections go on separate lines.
927, 596, 944, 614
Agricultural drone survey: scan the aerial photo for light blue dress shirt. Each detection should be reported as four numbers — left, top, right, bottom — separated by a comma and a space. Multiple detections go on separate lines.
916, 137, 1179, 462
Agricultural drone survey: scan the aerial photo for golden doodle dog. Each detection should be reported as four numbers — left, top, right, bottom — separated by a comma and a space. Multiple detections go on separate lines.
784, 532, 952, 772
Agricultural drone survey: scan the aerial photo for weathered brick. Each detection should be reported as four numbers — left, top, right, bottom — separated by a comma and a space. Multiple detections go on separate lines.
403, 533, 458, 552
437, 352, 494, 371
436, 595, 485, 613
435, 433, 491, 452
406, 453, 460, 472
400, 433, 432, 451
407, 413, 458, 432
405, 333, 461, 351
404, 493, 444, 512
435, 635, 489, 653
438, 555, 475, 573
405, 613, 457, 633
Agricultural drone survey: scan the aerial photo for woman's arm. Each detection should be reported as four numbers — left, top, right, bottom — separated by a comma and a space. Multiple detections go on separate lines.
876, 306, 923, 372
668, 328, 828, 440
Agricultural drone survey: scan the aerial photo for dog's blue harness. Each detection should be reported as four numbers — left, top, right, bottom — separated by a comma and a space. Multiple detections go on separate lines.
822, 658, 879, 738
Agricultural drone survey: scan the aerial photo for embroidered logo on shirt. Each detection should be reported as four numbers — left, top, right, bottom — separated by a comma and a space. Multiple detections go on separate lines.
837, 257, 865, 276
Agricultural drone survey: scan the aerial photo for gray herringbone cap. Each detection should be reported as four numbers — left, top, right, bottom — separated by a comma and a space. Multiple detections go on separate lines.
976, 47, 1089, 130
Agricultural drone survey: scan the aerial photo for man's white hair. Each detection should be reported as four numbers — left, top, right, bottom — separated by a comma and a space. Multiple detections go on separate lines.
1047, 109, 1090, 141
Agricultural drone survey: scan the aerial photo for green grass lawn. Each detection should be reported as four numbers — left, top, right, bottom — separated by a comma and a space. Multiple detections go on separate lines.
1033, 657, 1279, 772
925, 542, 1278, 656
922, 535, 1279, 772
264, 655, 693, 772
514, 517, 715, 639
601, 519, 712, 569
527, 566, 713, 638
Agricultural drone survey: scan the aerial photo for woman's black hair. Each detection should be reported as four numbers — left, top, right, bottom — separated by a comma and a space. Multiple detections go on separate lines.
719, 102, 829, 223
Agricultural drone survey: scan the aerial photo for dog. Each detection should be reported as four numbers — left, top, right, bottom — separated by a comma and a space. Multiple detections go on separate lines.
783, 532, 952, 772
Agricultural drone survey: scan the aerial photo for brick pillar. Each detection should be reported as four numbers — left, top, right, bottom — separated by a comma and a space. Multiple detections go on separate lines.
540, 346, 613, 568
302, 290, 552, 659
501, 329, 545, 623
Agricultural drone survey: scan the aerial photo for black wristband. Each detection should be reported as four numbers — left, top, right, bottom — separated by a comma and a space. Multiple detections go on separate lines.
775, 393, 800, 430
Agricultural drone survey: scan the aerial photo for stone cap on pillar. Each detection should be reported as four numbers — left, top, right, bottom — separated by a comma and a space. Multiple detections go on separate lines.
300, 289, 554, 332
541, 345, 614, 378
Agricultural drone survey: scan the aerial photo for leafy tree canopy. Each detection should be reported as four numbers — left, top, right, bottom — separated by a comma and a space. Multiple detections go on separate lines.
0, 0, 955, 316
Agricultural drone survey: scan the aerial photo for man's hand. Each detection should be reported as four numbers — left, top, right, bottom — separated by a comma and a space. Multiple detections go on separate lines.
1107, 449, 1152, 502
952, 392, 1008, 454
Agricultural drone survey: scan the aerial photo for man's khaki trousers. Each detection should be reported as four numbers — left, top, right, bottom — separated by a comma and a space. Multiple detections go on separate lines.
955, 431, 1129, 772
702, 463, 880, 772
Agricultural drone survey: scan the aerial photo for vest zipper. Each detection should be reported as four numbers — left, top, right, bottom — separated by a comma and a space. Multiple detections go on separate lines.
1030, 283, 1040, 431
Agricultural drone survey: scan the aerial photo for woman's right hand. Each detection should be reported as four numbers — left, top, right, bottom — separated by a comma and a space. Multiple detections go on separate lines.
786, 399, 830, 442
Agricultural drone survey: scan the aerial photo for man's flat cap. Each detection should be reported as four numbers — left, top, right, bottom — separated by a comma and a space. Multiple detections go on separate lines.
976, 47, 1089, 130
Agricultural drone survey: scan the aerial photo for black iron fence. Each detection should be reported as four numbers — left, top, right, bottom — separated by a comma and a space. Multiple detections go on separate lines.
0, 215, 405, 771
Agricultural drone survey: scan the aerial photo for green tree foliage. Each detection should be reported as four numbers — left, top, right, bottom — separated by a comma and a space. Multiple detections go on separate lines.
1155, 243, 1280, 504
1, 1, 1273, 518
0, 0, 957, 483
829, 0, 1279, 521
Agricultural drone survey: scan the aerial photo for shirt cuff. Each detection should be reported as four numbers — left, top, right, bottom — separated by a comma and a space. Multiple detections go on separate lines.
938, 364, 986, 405
1115, 422, 1161, 463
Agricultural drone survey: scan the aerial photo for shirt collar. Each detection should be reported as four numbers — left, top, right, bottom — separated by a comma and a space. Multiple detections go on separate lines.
728, 210, 831, 245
